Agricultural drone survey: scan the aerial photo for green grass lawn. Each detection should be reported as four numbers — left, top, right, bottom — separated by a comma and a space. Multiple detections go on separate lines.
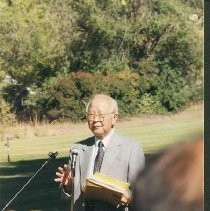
0, 106, 203, 210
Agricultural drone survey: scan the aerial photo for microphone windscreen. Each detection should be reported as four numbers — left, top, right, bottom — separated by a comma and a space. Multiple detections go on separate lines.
71, 148, 79, 155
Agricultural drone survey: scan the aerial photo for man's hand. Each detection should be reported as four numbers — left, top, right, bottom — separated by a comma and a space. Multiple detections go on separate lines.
113, 190, 131, 207
54, 164, 72, 190
120, 190, 131, 205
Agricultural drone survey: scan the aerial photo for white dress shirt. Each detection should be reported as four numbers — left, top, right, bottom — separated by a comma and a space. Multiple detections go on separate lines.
86, 129, 114, 178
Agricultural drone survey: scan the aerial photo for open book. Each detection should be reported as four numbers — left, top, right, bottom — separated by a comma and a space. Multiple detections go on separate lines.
83, 172, 130, 206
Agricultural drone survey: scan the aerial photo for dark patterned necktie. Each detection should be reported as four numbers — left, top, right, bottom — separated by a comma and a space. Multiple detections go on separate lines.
93, 141, 105, 173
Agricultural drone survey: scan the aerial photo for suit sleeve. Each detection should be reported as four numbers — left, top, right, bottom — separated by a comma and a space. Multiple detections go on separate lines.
128, 142, 145, 184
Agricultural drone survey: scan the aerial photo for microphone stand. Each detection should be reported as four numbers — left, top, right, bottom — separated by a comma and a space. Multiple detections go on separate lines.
1, 151, 58, 211
70, 165, 75, 211
70, 150, 78, 211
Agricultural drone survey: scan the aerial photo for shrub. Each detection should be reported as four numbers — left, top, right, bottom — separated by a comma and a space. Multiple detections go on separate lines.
138, 93, 167, 114
36, 71, 170, 121
0, 98, 16, 125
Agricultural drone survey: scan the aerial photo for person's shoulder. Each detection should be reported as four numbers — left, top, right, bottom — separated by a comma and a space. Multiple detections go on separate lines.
114, 132, 141, 147
73, 136, 95, 148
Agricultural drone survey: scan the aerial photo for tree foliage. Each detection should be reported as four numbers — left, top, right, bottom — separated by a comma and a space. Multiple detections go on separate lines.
0, 0, 77, 85
0, 0, 203, 123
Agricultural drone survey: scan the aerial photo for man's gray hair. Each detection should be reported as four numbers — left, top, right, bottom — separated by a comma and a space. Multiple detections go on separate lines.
86, 94, 118, 114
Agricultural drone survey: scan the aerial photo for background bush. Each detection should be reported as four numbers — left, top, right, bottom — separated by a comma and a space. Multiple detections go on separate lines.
0, 74, 16, 125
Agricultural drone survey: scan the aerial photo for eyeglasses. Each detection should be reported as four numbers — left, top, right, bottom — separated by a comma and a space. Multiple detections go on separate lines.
87, 113, 114, 122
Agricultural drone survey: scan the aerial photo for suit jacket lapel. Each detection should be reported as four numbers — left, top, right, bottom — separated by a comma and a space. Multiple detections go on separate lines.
80, 137, 95, 190
101, 132, 122, 172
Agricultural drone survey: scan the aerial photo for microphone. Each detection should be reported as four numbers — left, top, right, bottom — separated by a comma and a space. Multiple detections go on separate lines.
70, 149, 79, 170
48, 151, 58, 159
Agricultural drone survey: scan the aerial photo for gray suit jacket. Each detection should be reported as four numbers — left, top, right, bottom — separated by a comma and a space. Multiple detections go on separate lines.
62, 132, 145, 211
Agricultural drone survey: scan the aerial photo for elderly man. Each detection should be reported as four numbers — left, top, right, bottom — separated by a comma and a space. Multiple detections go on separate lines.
55, 94, 145, 211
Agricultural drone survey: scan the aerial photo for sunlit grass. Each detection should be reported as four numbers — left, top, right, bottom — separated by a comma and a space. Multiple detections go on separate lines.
0, 104, 203, 162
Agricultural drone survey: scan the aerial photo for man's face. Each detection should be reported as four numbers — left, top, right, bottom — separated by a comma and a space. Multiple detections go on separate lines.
87, 97, 117, 139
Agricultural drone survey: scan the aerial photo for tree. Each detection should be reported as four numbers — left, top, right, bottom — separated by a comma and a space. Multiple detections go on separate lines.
0, 0, 203, 121
0, 0, 77, 86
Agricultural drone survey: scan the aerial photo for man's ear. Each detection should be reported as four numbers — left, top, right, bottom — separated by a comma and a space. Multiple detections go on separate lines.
111, 114, 118, 126
114, 113, 118, 119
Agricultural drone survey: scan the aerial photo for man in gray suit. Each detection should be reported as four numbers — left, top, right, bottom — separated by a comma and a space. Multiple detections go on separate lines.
55, 94, 145, 211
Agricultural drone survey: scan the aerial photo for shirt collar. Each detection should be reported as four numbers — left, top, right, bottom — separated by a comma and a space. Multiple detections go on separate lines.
95, 129, 114, 148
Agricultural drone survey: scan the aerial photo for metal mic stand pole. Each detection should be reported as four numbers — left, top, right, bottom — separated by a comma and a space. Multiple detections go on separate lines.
1, 151, 58, 211
70, 163, 75, 211
69, 150, 79, 211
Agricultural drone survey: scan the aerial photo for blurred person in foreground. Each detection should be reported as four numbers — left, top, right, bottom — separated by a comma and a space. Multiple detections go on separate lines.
54, 94, 145, 211
132, 137, 204, 211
